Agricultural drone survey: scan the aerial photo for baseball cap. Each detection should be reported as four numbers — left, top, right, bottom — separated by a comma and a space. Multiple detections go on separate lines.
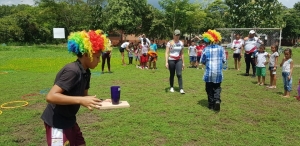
174, 29, 181, 35
249, 30, 256, 34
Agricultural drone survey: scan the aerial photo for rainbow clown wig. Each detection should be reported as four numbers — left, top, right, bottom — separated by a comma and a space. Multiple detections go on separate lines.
202, 29, 222, 44
67, 30, 107, 61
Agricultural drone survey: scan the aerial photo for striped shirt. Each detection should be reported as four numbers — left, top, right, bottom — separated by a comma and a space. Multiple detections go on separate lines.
200, 44, 226, 83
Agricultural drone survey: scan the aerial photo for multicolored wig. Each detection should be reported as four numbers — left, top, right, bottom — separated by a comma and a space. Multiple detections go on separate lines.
67, 30, 105, 61
202, 29, 222, 43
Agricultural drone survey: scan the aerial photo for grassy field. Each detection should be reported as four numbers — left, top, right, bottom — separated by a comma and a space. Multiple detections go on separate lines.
0, 45, 300, 146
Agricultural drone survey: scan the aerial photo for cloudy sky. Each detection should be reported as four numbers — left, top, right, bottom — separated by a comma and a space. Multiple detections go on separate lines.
0, 0, 297, 8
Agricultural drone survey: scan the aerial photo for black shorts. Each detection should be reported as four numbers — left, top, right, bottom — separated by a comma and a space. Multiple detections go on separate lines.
233, 53, 241, 59
197, 56, 201, 62
119, 47, 125, 53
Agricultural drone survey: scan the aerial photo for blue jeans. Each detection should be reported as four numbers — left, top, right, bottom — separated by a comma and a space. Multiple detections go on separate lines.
282, 72, 292, 91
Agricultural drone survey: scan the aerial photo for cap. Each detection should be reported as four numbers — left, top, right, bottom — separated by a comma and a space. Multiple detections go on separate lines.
249, 30, 256, 34
174, 29, 181, 35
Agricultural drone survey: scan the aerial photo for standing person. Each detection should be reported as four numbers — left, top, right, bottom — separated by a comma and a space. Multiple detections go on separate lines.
280, 48, 294, 98
196, 40, 205, 69
148, 40, 158, 69
140, 38, 150, 69
134, 42, 141, 68
128, 42, 134, 65
120, 40, 130, 65
231, 34, 244, 70
165, 29, 185, 94
255, 45, 269, 86
200, 29, 226, 111
41, 30, 110, 146
188, 41, 197, 68
101, 33, 113, 74
138, 34, 151, 45
267, 45, 279, 88
243, 30, 264, 77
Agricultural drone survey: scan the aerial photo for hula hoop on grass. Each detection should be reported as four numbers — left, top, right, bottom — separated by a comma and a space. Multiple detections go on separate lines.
1, 101, 29, 109
0, 71, 8, 74
0, 110, 2, 115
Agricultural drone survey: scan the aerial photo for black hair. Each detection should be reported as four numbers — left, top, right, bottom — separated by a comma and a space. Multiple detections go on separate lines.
143, 38, 147, 43
284, 48, 292, 56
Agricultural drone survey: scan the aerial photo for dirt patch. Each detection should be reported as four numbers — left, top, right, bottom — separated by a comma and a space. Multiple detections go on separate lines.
153, 137, 167, 145
294, 64, 300, 68
26, 102, 47, 110
77, 112, 102, 125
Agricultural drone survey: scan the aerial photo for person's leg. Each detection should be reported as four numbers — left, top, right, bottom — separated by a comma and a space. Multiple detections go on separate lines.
238, 56, 241, 70
101, 53, 106, 72
213, 82, 221, 111
256, 67, 260, 84
189, 56, 192, 67
175, 60, 183, 89
269, 67, 273, 87
261, 67, 266, 85
286, 73, 292, 97
205, 82, 214, 109
121, 52, 125, 65
130, 57, 133, 64
148, 57, 152, 69
153, 61, 156, 69
168, 60, 176, 88
273, 71, 277, 88
250, 53, 256, 76
245, 54, 250, 75
234, 58, 237, 69
107, 54, 111, 72
282, 72, 288, 96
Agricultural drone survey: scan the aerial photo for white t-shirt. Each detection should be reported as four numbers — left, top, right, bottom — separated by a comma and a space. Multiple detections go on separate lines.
141, 43, 149, 54
188, 45, 197, 56
255, 52, 269, 67
244, 37, 263, 52
121, 42, 130, 48
167, 40, 184, 60
139, 37, 151, 45
231, 39, 244, 54
282, 59, 292, 73
269, 52, 279, 67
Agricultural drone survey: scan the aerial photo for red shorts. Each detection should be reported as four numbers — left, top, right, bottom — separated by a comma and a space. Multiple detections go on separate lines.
44, 122, 85, 146
140, 54, 148, 63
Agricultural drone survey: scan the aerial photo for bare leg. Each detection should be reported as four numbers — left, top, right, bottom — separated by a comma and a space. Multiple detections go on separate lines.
234, 58, 237, 69
262, 76, 265, 85
153, 62, 156, 69
121, 52, 125, 65
257, 76, 261, 84
238, 58, 241, 70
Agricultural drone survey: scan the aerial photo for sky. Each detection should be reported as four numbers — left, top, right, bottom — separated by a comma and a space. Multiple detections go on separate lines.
0, 0, 297, 9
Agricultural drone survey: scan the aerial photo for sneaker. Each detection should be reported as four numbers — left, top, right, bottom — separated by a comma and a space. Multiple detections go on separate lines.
245, 73, 249, 76
214, 101, 220, 111
170, 87, 174, 92
251, 74, 256, 78
180, 89, 185, 94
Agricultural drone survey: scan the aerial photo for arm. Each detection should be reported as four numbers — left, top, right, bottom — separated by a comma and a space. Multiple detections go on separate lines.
187, 46, 190, 56
289, 60, 293, 80
46, 85, 102, 110
280, 57, 285, 67
265, 53, 270, 65
165, 45, 170, 69
274, 56, 278, 70
181, 48, 185, 69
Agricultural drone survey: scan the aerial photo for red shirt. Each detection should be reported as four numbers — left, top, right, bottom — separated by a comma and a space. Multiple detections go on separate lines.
196, 44, 205, 56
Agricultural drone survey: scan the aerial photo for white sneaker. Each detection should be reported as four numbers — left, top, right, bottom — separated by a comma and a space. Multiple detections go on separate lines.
170, 87, 174, 92
180, 89, 185, 94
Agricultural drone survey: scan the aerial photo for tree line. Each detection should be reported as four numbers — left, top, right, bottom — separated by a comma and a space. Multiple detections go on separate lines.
0, 0, 299, 45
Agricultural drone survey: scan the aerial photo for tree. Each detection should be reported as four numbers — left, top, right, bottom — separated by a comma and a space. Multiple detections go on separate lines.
203, 0, 228, 31
225, 0, 285, 28
282, 3, 300, 42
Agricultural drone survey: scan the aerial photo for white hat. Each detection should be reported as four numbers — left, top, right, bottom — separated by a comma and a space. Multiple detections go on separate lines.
249, 30, 256, 34
174, 29, 181, 35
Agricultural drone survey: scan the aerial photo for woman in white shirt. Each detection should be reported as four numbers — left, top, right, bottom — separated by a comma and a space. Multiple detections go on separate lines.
165, 29, 185, 94
231, 34, 244, 70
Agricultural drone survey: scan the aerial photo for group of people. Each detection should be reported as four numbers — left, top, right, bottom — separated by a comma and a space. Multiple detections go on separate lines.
119, 34, 158, 70
40, 28, 295, 145
230, 30, 294, 98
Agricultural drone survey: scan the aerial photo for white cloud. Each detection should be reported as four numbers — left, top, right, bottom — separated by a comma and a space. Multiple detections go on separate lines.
0, 0, 35, 6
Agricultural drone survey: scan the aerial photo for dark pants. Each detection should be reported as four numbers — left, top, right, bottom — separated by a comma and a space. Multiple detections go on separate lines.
102, 52, 111, 71
128, 57, 133, 64
245, 53, 256, 75
168, 59, 183, 89
205, 82, 222, 106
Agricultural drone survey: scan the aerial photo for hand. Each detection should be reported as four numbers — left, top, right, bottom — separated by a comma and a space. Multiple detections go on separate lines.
182, 64, 185, 70
273, 67, 276, 71
165, 63, 169, 69
264, 62, 268, 65
240, 53, 243, 57
80, 95, 102, 111
109, 53, 111, 57
288, 75, 291, 80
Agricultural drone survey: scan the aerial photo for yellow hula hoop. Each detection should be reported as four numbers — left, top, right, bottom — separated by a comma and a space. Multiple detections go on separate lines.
1, 101, 29, 109
0, 71, 8, 74
0, 110, 2, 115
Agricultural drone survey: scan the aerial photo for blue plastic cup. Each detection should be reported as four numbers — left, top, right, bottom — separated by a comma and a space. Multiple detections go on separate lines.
111, 86, 120, 105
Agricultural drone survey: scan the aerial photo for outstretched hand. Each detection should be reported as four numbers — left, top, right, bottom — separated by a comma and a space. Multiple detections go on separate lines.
80, 95, 102, 111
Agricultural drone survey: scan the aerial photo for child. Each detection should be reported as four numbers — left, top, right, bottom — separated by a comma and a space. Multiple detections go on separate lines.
140, 38, 149, 69
128, 42, 134, 64
280, 48, 294, 98
196, 40, 205, 69
231, 34, 244, 70
255, 45, 269, 85
134, 42, 141, 68
188, 41, 197, 68
149, 40, 158, 69
41, 30, 111, 145
267, 45, 279, 88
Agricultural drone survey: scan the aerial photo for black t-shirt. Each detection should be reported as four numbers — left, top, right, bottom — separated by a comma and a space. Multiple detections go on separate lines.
41, 60, 91, 129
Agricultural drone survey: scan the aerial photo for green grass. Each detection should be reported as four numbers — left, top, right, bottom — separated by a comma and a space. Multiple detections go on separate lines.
0, 45, 300, 146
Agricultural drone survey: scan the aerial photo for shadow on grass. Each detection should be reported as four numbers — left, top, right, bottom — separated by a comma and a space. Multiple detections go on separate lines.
197, 99, 207, 108
164, 87, 180, 93
275, 91, 283, 95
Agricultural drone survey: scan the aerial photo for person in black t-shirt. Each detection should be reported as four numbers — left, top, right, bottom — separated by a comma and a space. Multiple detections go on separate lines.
41, 30, 110, 146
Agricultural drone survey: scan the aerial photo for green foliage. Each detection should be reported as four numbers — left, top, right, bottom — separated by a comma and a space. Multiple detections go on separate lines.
225, 0, 285, 28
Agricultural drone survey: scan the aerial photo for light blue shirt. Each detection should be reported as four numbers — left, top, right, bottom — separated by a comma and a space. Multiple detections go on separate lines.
150, 44, 157, 52
200, 44, 226, 83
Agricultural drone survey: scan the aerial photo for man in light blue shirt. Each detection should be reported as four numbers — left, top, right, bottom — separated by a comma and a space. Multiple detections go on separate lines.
149, 40, 158, 69
200, 29, 226, 111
